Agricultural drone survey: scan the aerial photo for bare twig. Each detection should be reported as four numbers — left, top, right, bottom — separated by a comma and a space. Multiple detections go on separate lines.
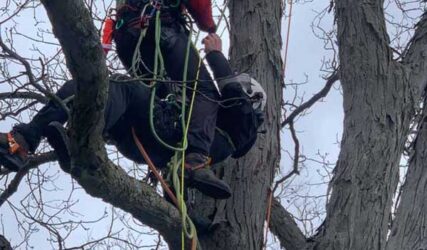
273, 121, 300, 192
281, 71, 339, 128
0, 37, 69, 117
0, 152, 56, 207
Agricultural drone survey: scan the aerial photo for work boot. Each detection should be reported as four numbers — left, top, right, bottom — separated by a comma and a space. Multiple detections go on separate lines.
0, 130, 29, 171
45, 122, 70, 167
185, 153, 231, 199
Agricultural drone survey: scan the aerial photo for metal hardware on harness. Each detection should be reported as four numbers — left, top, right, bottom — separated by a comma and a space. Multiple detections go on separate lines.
151, 0, 162, 10
138, 0, 163, 28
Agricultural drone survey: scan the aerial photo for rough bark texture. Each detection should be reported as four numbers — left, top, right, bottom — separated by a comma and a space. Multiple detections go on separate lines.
194, 0, 283, 249
386, 106, 427, 250
386, 13, 427, 250
312, 1, 417, 249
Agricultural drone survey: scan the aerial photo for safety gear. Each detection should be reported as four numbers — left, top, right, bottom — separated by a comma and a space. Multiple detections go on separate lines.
184, 153, 231, 199
101, 17, 115, 54
219, 73, 267, 111
0, 131, 29, 171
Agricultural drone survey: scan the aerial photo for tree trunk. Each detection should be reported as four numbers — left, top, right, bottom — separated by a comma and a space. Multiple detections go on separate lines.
386, 104, 427, 250
312, 1, 421, 249
386, 13, 427, 250
195, 0, 283, 249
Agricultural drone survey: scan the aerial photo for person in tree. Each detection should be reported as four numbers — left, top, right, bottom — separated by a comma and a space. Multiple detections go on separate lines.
0, 34, 266, 199
111, 0, 221, 178
112, 0, 252, 196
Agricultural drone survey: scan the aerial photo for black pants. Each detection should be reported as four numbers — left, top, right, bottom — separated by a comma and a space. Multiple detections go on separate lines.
15, 79, 147, 151
15, 78, 233, 167
114, 13, 220, 156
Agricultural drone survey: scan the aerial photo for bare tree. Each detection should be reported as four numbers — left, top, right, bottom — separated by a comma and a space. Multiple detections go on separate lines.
3, 0, 427, 249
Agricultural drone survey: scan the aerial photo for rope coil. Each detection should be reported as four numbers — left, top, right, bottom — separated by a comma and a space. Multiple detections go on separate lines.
127, 4, 201, 249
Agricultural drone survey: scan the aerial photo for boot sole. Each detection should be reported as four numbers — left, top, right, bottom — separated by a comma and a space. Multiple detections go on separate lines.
45, 122, 70, 166
0, 147, 26, 171
191, 177, 232, 199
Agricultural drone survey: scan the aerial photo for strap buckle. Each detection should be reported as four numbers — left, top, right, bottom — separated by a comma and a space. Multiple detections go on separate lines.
184, 157, 212, 171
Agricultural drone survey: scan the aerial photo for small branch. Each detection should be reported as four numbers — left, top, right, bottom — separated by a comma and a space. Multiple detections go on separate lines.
0, 169, 28, 207
0, 101, 38, 121
0, 0, 31, 25
0, 152, 56, 207
0, 37, 69, 116
273, 121, 300, 192
281, 71, 339, 128
0, 92, 48, 103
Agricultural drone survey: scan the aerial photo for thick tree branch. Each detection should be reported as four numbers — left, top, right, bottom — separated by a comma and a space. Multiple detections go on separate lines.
269, 198, 306, 250
386, 100, 427, 250
402, 12, 427, 94
386, 13, 427, 249
40, 0, 184, 247
54, 155, 183, 248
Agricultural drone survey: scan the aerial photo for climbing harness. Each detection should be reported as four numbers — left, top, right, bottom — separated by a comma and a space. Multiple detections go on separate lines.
113, 2, 201, 248
102, 1, 263, 248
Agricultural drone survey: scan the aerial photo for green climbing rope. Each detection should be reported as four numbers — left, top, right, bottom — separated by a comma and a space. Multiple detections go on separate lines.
127, 4, 202, 248
148, 10, 189, 152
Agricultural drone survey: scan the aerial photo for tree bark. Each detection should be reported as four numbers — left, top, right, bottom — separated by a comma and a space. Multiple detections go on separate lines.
386, 104, 427, 250
269, 198, 307, 250
312, 1, 416, 249
386, 14, 427, 250
194, 0, 283, 249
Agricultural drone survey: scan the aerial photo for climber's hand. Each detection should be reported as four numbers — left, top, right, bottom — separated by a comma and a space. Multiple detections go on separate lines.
202, 33, 222, 54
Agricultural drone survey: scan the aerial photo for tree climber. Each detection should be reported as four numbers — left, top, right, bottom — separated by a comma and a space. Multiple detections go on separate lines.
0, 34, 266, 200
111, 0, 255, 197
112, 0, 221, 182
